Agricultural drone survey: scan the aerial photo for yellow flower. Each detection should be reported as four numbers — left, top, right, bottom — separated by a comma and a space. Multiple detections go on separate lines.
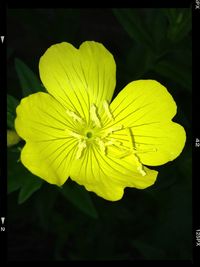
15, 41, 186, 201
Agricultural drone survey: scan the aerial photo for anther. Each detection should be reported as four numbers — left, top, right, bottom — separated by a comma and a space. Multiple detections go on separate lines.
90, 104, 101, 128
136, 147, 157, 154
101, 125, 123, 138
137, 166, 146, 176
105, 138, 122, 147
126, 128, 135, 149
65, 129, 83, 139
96, 137, 106, 155
127, 127, 146, 176
76, 140, 87, 159
66, 110, 84, 123
103, 100, 114, 121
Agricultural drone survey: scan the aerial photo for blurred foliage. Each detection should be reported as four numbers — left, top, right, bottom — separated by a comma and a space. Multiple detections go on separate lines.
7, 149, 43, 204
7, 94, 19, 129
7, 8, 192, 261
59, 181, 99, 219
15, 58, 45, 96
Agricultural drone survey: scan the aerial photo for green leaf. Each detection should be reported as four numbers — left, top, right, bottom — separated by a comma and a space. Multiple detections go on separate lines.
7, 150, 43, 203
7, 94, 19, 129
18, 176, 43, 204
15, 57, 45, 97
164, 8, 192, 43
34, 185, 59, 230
153, 58, 191, 91
123, 45, 155, 80
7, 150, 23, 193
59, 181, 98, 219
112, 8, 154, 52
147, 9, 169, 56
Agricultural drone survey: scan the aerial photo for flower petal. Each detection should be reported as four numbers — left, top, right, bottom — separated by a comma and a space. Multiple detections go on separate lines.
69, 145, 157, 201
15, 92, 77, 185
39, 41, 116, 122
107, 80, 186, 166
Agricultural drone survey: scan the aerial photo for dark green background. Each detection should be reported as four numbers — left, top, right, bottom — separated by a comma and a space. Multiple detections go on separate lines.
7, 8, 192, 261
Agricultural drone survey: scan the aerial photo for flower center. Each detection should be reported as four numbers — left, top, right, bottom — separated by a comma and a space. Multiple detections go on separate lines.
65, 102, 156, 176
86, 131, 93, 138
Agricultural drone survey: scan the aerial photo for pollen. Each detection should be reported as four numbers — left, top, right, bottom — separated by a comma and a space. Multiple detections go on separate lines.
90, 104, 101, 128
103, 100, 114, 121
64, 129, 83, 139
126, 127, 147, 176
76, 140, 87, 159
66, 110, 84, 123
105, 138, 122, 147
96, 137, 106, 155
101, 125, 123, 139
137, 166, 146, 176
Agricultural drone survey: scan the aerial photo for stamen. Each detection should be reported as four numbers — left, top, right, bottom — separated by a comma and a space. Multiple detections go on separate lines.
101, 125, 123, 138
96, 137, 106, 155
114, 150, 132, 159
70, 132, 83, 139
90, 104, 101, 128
136, 147, 157, 154
137, 166, 146, 176
96, 136, 123, 156
126, 128, 157, 154
127, 127, 146, 176
76, 140, 87, 159
126, 127, 135, 150
105, 138, 122, 147
66, 110, 84, 123
103, 100, 114, 120
65, 129, 83, 139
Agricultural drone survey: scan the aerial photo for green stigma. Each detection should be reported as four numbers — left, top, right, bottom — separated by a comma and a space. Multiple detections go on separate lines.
86, 132, 93, 138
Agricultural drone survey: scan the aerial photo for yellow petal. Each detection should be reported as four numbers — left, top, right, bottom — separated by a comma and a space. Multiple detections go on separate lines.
69, 145, 158, 201
15, 92, 77, 185
107, 80, 186, 166
39, 41, 116, 123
